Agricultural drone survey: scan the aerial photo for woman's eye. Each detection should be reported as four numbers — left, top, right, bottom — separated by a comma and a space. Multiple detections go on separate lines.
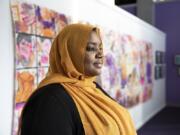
86, 46, 96, 51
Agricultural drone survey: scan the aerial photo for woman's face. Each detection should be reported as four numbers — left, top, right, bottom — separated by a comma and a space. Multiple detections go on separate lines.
84, 31, 104, 76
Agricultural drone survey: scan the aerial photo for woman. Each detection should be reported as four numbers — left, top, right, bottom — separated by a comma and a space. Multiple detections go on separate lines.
19, 23, 137, 135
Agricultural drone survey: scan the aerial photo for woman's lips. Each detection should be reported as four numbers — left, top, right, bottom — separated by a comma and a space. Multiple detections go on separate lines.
93, 62, 103, 68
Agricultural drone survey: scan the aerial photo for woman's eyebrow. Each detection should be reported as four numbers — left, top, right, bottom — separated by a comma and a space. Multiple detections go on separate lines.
87, 41, 101, 46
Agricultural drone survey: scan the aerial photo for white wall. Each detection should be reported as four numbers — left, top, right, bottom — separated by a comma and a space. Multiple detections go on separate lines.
0, 0, 166, 134
0, 0, 14, 134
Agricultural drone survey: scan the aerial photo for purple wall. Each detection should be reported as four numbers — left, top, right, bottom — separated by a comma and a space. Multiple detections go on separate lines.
155, 1, 180, 106
122, 1, 180, 106
120, 4, 137, 16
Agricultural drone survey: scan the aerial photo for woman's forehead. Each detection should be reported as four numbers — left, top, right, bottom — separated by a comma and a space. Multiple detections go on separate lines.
88, 31, 101, 42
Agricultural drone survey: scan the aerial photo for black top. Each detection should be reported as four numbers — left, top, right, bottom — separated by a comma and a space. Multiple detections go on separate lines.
20, 83, 110, 135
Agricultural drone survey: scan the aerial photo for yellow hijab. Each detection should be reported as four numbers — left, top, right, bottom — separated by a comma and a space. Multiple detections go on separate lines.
38, 23, 137, 135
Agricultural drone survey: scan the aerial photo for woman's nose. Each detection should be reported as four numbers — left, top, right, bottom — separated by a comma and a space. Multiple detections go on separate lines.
96, 49, 103, 59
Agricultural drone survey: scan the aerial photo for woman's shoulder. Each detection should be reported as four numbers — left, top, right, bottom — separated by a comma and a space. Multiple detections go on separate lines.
22, 83, 82, 127
26, 83, 76, 110
30, 83, 67, 99
21, 83, 85, 134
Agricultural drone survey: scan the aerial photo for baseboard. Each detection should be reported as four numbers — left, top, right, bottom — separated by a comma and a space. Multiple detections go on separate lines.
166, 103, 180, 108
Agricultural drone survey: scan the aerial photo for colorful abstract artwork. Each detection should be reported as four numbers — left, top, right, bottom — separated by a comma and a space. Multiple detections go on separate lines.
100, 31, 153, 108
11, 1, 36, 34
13, 102, 25, 135
37, 67, 48, 83
15, 68, 37, 103
54, 13, 69, 34
11, 1, 71, 134
37, 37, 52, 67
13, 68, 37, 134
16, 33, 36, 68
36, 6, 56, 38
